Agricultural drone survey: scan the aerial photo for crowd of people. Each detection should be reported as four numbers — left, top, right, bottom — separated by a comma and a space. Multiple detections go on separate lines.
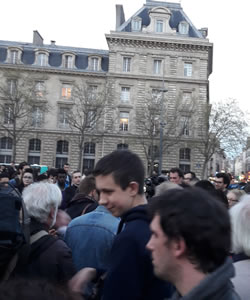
0, 152, 249, 299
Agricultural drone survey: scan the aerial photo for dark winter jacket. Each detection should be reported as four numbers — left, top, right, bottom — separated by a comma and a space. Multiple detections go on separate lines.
66, 194, 98, 219
170, 257, 240, 300
14, 219, 76, 283
102, 205, 174, 300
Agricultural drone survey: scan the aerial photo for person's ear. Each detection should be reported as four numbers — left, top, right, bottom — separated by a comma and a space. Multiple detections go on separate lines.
128, 181, 139, 196
172, 238, 186, 258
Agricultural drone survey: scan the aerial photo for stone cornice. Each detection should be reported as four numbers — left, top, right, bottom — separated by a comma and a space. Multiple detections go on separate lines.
106, 34, 212, 52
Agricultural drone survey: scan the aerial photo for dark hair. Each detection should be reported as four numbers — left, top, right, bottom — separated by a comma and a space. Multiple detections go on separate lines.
17, 161, 29, 171
23, 168, 33, 176
93, 150, 145, 194
57, 168, 67, 175
185, 171, 196, 180
0, 278, 80, 300
0, 172, 9, 179
216, 173, 230, 188
37, 173, 48, 182
169, 167, 184, 178
47, 168, 58, 177
195, 180, 215, 191
149, 187, 231, 273
77, 175, 95, 194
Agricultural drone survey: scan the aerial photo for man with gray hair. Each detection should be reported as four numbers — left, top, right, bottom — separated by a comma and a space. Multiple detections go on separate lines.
13, 182, 76, 283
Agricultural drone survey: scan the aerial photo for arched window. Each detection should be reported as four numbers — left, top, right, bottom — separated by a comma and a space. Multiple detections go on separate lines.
28, 139, 41, 165
56, 140, 69, 168
0, 137, 12, 163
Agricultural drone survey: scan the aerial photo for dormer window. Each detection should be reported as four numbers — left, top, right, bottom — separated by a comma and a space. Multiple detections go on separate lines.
179, 21, 189, 35
88, 56, 100, 71
37, 53, 46, 66
132, 17, 142, 32
155, 20, 163, 33
7, 47, 22, 64
62, 53, 75, 69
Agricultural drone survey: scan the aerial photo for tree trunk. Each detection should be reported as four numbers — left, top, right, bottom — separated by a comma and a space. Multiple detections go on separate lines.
77, 135, 84, 172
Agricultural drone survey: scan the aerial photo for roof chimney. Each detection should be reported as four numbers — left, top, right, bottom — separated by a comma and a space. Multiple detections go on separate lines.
116, 5, 125, 30
199, 27, 208, 38
50, 40, 56, 46
33, 30, 44, 46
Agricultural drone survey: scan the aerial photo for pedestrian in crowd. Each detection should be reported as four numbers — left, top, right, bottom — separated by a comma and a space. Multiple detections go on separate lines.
47, 168, 58, 184
56, 168, 68, 192
9, 161, 30, 187
230, 195, 250, 300
13, 182, 76, 283
66, 175, 99, 219
0, 171, 9, 187
17, 168, 34, 194
214, 172, 230, 195
92, 150, 173, 300
64, 163, 72, 187
169, 167, 184, 185
63, 170, 82, 209
183, 171, 197, 185
155, 181, 183, 196
146, 187, 240, 300
65, 177, 119, 272
227, 189, 246, 208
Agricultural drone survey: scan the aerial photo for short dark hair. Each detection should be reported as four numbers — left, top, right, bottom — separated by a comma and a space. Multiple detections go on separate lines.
57, 168, 67, 175
216, 173, 230, 187
93, 150, 145, 194
17, 161, 29, 171
169, 167, 184, 178
78, 175, 96, 195
47, 168, 58, 177
0, 172, 9, 179
149, 188, 231, 273
185, 171, 196, 180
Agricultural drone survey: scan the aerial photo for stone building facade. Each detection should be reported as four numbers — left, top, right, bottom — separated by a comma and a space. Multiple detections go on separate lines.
0, 0, 213, 177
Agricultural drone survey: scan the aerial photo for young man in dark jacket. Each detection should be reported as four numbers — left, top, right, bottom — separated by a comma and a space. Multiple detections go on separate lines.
93, 150, 173, 300
147, 188, 240, 300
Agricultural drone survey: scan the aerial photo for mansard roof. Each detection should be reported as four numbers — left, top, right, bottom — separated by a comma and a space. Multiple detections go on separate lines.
117, 0, 204, 39
0, 40, 109, 72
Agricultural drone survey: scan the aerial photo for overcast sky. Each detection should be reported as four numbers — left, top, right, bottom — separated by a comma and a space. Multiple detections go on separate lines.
0, 0, 249, 109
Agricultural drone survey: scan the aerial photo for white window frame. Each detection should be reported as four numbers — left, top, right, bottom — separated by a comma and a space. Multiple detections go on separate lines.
88, 85, 98, 101
61, 83, 72, 99
120, 87, 130, 103
184, 63, 192, 77
35, 81, 45, 98
179, 22, 189, 35
153, 60, 162, 74
155, 20, 163, 33
31, 106, 43, 127
64, 55, 73, 68
119, 112, 129, 131
37, 53, 47, 66
123, 57, 131, 72
132, 18, 142, 32
10, 50, 18, 64
59, 108, 70, 128
89, 57, 99, 71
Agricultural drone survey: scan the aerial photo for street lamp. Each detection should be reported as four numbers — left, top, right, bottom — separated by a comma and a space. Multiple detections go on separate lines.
158, 88, 168, 175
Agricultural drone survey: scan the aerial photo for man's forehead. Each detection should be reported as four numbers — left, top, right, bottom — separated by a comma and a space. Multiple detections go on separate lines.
170, 172, 179, 177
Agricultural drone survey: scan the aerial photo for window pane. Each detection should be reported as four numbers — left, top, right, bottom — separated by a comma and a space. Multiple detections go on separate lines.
29, 139, 41, 152
90, 58, 98, 71
0, 137, 12, 150
83, 158, 95, 171
84, 142, 95, 155
179, 148, 191, 161
10, 50, 18, 64
31, 107, 43, 127
154, 60, 162, 74
56, 140, 69, 154
61, 84, 72, 98
37, 53, 46, 66
156, 20, 163, 32
123, 57, 131, 72
117, 143, 128, 150
119, 112, 129, 131
4, 105, 13, 124
184, 63, 192, 77
0, 155, 11, 163
64, 55, 73, 68
28, 156, 40, 165
59, 108, 70, 127
56, 157, 68, 168
121, 87, 130, 102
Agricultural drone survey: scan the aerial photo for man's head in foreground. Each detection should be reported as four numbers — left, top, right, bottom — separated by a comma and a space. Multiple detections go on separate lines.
214, 173, 230, 191
169, 168, 184, 185
93, 150, 146, 217
146, 188, 231, 291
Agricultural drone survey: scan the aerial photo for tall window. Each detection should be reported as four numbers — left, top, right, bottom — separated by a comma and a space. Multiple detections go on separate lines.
35, 81, 45, 97
90, 57, 99, 71
123, 57, 131, 72
153, 60, 162, 74
88, 85, 98, 100
10, 50, 18, 64
86, 110, 96, 128
56, 140, 69, 168
179, 22, 189, 35
28, 139, 41, 165
184, 63, 192, 77
156, 20, 163, 32
4, 105, 13, 124
64, 55, 73, 68
132, 18, 142, 32
180, 117, 190, 136
31, 106, 43, 127
59, 108, 70, 127
8, 79, 17, 96
120, 87, 130, 103
179, 148, 191, 160
83, 142, 96, 173
119, 112, 129, 131
61, 84, 72, 99
37, 53, 46, 66
117, 143, 129, 150
0, 137, 12, 163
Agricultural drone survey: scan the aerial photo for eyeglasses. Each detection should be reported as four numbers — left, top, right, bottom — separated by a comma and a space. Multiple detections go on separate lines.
214, 180, 223, 184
